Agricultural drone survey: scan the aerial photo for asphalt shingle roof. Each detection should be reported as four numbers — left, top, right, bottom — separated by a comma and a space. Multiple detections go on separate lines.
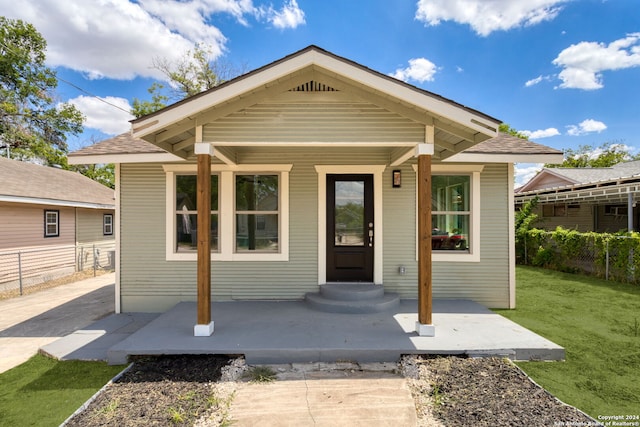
0, 157, 115, 207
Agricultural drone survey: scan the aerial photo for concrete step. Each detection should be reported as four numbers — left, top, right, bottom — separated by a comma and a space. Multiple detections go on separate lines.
320, 283, 385, 301
305, 284, 400, 314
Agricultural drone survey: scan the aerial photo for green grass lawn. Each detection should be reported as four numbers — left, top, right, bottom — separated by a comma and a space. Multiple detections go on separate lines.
0, 355, 125, 427
496, 266, 640, 419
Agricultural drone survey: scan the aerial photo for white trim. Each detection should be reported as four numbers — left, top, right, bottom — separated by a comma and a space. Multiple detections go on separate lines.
508, 163, 516, 309
413, 164, 482, 262
415, 143, 434, 156
0, 195, 114, 210
194, 142, 214, 156
206, 141, 418, 147
445, 153, 564, 164
68, 153, 183, 165
165, 164, 292, 262
314, 165, 386, 284
114, 164, 121, 314
163, 164, 293, 173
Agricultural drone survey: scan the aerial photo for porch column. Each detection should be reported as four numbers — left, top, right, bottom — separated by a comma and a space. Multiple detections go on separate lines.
194, 141, 214, 336
416, 141, 435, 336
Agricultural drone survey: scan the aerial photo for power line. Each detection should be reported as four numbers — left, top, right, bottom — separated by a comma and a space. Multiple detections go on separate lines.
57, 77, 133, 115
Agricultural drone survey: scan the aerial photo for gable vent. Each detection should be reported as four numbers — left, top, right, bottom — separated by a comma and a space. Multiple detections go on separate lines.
289, 80, 338, 92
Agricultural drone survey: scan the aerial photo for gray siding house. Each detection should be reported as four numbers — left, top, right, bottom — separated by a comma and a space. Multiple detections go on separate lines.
70, 46, 561, 336
515, 161, 640, 232
0, 157, 115, 286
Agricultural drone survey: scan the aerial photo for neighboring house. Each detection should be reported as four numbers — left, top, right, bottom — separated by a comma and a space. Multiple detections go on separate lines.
69, 46, 561, 336
0, 157, 115, 287
515, 160, 640, 232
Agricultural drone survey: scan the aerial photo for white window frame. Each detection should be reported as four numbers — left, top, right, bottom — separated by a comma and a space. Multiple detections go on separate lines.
414, 164, 482, 262
164, 164, 291, 262
103, 213, 114, 235
44, 209, 59, 237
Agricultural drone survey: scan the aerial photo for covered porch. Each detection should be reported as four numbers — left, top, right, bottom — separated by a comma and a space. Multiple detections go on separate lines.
101, 299, 564, 365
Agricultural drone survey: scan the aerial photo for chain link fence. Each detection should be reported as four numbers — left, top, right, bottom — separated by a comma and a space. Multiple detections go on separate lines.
0, 241, 115, 295
517, 231, 639, 285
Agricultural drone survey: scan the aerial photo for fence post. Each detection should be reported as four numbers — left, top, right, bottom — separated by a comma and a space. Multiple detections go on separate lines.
18, 251, 23, 296
93, 244, 96, 277
605, 240, 609, 281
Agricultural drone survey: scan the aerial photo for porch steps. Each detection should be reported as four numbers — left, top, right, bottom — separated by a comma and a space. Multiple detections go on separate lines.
305, 284, 400, 314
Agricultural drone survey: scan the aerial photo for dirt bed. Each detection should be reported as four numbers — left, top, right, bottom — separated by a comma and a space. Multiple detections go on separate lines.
64, 355, 595, 426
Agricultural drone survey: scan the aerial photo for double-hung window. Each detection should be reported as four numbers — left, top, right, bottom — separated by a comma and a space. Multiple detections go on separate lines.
174, 174, 219, 253
103, 214, 114, 235
235, 175, 279, 252
432, 175, 471, 252
44, 210, 59, 237
416, 165, 482, 262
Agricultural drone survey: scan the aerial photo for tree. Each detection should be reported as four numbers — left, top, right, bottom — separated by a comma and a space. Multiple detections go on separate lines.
131, 44, 247, 118
545, 141, 638, 168
0, 17, 84, 165
499, 123, 529, 140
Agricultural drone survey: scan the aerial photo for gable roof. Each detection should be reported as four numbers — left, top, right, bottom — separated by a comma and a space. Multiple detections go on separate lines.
0, 157, 115, 209
129, 45, 502, 162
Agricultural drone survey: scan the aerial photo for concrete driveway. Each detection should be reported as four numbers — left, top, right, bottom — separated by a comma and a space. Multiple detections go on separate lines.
0, 273, 114, 373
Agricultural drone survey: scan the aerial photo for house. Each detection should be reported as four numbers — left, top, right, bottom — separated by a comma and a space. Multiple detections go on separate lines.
515, 160, 640, 232
0, 157, 115, 288
69, 46, 562, 337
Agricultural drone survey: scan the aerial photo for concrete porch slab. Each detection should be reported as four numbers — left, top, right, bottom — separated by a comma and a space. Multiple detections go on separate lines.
107, 299, 564, 365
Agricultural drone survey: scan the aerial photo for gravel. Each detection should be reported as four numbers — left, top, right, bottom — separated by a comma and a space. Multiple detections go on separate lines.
64, 354, 596, 426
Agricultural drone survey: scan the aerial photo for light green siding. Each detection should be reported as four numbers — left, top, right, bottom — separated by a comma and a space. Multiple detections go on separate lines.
119, 157, 512, 311
76, 208, 115, 244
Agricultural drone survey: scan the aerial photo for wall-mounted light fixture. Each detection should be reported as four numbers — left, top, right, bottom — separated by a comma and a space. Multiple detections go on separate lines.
392, 170, 401, 188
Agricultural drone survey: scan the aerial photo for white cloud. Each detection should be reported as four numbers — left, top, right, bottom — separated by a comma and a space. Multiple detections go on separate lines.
525, 76, 544, 87
415, 0, 568, 37
67, 95, 134, 135
521, 128, 560, 139
390, 58, 439, 83
566, 119, 607, 136
553, 33, 640, 89
267, 0, 306, 29
515, 163, 544, 188
0, 0, 305, 80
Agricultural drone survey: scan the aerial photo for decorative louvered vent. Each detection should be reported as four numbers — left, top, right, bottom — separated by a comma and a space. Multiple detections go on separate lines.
289, 81, 338, 92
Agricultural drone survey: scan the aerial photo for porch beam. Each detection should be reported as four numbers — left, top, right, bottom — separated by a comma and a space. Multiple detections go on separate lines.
211, 146, 237, 165
194, 143, 214, 336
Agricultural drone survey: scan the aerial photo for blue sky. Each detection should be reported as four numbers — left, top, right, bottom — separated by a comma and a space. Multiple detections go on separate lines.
1, 0, 639, 185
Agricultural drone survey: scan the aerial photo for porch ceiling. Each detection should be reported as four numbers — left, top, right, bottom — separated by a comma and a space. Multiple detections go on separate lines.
133, 47, 500, 166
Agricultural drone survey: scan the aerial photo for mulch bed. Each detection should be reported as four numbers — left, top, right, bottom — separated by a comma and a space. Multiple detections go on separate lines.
409, 356, 596, 427
64, 355, 230, 427
64, 354, 597, 426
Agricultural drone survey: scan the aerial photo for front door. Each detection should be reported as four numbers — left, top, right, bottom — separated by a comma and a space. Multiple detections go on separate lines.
326, 174, 374, 282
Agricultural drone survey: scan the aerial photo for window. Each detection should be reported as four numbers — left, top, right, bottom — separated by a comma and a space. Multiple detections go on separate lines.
431, 175, 471, 252
415, 164, 482, 262
175, 174, 219, 253
235, 175, 279, 252
164, 164, 291, 261
103, 214, 114, 235
44, 210, 59, 237
542, 204, 567, 217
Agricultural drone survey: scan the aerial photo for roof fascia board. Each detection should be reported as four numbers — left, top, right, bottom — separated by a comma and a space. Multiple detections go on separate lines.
133, 48, 499, 139
0, 195, 114, 209
68, 153, 184, 165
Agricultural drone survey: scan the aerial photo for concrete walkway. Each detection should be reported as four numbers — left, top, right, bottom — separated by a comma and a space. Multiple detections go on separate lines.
0, 273, 115, 373
230, 368, 418, 426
